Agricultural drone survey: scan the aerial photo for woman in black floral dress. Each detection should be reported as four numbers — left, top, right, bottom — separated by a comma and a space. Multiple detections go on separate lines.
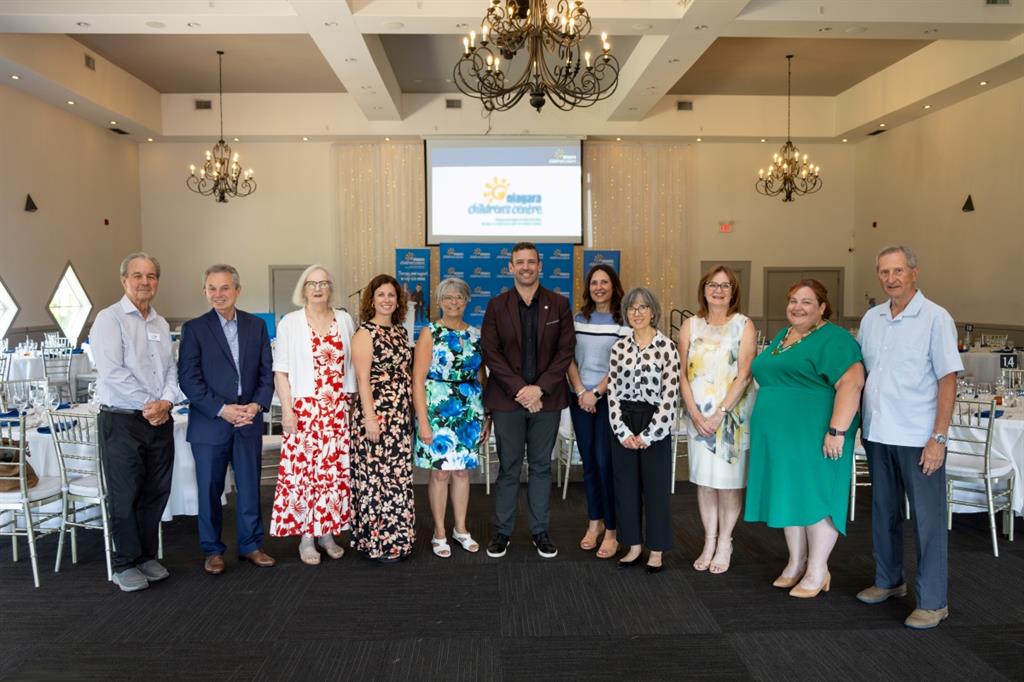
351, 274, 415, 562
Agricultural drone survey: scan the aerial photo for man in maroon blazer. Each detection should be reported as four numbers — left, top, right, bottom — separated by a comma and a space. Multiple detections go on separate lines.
481, 242, 575, 558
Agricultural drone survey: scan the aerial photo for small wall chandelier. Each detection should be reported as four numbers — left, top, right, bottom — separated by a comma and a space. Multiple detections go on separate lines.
756, 55, 821, 202
454, 0, 619, 113
186, 50, 255, 203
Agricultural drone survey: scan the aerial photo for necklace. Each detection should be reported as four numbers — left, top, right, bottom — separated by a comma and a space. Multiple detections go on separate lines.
771, 320, 826, 356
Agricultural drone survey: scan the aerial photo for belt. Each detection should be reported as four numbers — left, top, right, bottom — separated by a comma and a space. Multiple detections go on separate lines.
100, 405, 143, 415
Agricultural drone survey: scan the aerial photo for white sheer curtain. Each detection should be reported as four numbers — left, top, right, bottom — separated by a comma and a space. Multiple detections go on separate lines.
336, 143, 427, 314
585, 141, 688, 329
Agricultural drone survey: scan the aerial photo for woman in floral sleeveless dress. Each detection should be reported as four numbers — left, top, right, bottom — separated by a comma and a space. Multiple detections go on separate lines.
351, 275, 415, 562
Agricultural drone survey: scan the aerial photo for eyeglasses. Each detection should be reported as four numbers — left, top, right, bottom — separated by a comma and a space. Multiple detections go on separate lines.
705, 282, 732, 291
304, 281, 331, 290
441, 295, 466, 303
628, 304, 651, 315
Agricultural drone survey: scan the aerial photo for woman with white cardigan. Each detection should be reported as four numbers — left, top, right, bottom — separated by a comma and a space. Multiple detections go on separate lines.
269, 264, 356, 565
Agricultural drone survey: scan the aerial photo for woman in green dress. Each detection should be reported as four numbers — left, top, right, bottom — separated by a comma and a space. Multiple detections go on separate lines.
412, 277, 490, 558
744, 279, 864, 598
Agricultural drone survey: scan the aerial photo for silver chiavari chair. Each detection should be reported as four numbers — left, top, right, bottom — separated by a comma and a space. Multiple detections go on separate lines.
945, 398, 1015, 557
261, 402, 284, 483
0, 351, 10, 382
47, 408, 113, 580
41, 344, 74, 403
0, 380, 64, 587
1002, 368, 1024, 391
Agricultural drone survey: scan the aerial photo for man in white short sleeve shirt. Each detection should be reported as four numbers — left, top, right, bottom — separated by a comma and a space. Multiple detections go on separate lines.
855, 245, 963, 630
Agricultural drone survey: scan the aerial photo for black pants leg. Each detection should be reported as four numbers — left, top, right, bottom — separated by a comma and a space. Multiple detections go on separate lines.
611, 401, 673, 550
99, 411, 174, 572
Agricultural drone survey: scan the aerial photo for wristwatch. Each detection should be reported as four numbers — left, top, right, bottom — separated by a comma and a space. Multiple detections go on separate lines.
592, 389, 604, 399
931, 433, 948, 445
827, 427, 846, 437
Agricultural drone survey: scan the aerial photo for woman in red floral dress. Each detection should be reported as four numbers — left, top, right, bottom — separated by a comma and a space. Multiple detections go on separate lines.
351, 274, 415, 562
270, 264, 356, 565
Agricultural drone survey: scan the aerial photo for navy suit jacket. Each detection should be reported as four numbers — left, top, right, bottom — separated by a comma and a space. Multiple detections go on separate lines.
177, 308, 275, 446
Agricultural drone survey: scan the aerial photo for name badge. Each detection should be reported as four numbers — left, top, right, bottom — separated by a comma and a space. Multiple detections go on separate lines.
148, 332, 161, 342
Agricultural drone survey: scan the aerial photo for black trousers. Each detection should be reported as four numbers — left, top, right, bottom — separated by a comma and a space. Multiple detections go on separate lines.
611, 401, 673, 551
99, 410, 174, 572
491, 408, 560, 536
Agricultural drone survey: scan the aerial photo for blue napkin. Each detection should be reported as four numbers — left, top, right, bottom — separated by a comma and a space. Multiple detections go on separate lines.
0, 409, 18, 418
176, 407, 190, 415
72, 348, 84, 354
57, 403, 71, 410
37, 419, 78, 435
978, 410, 1005, 419
0, 419, 19, 427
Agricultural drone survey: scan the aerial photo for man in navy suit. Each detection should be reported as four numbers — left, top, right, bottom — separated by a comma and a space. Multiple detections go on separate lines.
178, 264, 276, 574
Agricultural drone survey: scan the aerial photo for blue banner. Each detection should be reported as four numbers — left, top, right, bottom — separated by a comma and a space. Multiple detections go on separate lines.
395, 248, 431, 337
440, 243, 574, 327
583, 249, 621, 279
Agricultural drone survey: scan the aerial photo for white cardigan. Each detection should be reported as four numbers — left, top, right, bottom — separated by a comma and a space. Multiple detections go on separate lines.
273, 308, 356, 398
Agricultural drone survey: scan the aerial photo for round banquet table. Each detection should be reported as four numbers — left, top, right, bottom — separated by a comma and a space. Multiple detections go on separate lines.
959, 350, 1022, 384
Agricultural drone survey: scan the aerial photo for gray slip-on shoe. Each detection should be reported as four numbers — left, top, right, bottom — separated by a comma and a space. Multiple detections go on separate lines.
136, 559, 170, 582
112, 568, 150, 592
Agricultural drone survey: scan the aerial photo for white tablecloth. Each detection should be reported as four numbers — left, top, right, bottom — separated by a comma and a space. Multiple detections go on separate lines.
23, 408, 229, 521
959, 351, 1021, 384
950, 403, 1023, 516
7, 352, 93, 388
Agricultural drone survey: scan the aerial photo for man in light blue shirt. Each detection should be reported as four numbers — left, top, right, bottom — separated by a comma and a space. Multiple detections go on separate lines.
91, 252, 180, 592
855, 245, 962, 630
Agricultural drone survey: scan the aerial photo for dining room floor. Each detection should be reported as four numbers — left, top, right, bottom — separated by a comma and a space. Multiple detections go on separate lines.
1, 483, 1022, 681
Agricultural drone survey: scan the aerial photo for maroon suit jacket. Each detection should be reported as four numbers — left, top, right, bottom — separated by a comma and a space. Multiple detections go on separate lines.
480, 285, 576, 412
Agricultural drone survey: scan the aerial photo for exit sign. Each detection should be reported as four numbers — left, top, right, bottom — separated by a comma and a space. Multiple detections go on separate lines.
719, 222, 733, 233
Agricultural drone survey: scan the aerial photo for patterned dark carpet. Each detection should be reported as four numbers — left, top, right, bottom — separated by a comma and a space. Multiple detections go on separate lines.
1, 482, 1022, 681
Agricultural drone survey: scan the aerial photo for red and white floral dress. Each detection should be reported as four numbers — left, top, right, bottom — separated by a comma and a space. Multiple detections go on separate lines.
270, 320, 352, 537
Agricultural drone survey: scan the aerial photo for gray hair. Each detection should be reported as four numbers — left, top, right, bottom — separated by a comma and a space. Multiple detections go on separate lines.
622, 287, 661, 328
291, 263, 339, 307
203, 263, 240, 289
119, 252, 160, 279
876, 245, 918, 270
436, 277, 470, 304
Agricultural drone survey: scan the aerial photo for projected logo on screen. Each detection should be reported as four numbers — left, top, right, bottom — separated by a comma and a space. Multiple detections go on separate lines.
469, 177, 543, 226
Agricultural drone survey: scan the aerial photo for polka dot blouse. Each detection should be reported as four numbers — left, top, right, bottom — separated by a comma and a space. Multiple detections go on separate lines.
608, 329, 681, 445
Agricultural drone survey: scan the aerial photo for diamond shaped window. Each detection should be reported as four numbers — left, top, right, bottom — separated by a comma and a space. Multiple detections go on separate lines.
0, 276, 19, 342
47, 263, 92, 344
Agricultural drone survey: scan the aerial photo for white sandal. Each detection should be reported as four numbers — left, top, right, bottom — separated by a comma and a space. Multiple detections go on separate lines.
451, 530, 479, 553
299, 536, 321, 566
431, 536, 452, 558
317, 535, 345, 560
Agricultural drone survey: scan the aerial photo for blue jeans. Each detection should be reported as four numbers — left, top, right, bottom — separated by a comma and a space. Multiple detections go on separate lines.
569, 398, 616, 530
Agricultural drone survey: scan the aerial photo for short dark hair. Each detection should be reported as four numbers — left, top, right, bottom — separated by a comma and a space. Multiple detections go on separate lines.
510, 242, 539, 261
580, 263, 625, 325
786, 279, 832, 320
360, 274, 408, 325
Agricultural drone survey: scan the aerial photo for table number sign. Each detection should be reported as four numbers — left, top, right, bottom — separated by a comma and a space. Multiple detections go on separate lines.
1000, 354, 1018, 369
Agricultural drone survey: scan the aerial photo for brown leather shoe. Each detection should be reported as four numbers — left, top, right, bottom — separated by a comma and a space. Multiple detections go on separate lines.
204, 554, 225, 575
240, 549, 276, 568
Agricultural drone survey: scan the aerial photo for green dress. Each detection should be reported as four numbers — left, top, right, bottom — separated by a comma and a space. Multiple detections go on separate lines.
744, 322, 862, 535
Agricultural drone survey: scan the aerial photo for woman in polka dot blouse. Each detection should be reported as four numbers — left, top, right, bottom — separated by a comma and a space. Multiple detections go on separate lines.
607, 287, 681, 573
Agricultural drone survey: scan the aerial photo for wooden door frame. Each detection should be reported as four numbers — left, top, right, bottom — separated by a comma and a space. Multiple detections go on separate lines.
762, 266, 845, 333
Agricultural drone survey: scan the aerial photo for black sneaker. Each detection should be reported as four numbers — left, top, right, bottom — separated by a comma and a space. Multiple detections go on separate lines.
486, 533, 510, 558
532, 533, 558, 559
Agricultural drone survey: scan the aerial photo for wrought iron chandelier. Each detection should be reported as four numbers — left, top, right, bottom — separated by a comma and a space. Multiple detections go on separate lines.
186, 50, 255, 203
454, 0, 619, 113
756, 55, 821, 202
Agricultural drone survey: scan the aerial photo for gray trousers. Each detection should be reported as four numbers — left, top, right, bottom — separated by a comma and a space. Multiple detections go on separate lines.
865, 440, 948, 610
492, 408, 560, 536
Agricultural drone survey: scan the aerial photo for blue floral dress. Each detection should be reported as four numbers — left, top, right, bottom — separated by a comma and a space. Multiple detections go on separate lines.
414, 322, 485, 470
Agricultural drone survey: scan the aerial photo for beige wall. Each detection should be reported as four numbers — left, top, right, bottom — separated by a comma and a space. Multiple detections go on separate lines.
853, 77, 1024, 326
138, 141, 337, 320
685, 142, 858, 320
0, 83, 141, 334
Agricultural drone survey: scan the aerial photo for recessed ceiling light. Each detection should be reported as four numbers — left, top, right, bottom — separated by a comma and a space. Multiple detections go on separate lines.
147, 138, 154, 142
818, 27, 832, 32
845, 26, 867, 34
760, 138, 766, 142
145, 21, 166, 29
696, 137, 702, 142
76, 21, 90, 28
302, 136, 309, 141
324, 21, 338, 27
879, 123, 886, 127
233, 137, 239, 142
383, 21, 404, 29
385, 137, 391, 141
979, 80, 989, 86
187, 22, 200, 28
616, 137, 622, 141
923, 104, 931, 109
633, 23, 653, 31
110, 120, 117, 125
842, 138, 848, 142
694, 25, 708, 31
66, 100, 75, 105
343, 57, 357, 63
10, 74, 19, 80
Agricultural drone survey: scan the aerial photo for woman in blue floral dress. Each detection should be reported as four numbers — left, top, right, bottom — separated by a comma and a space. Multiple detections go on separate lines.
412, 278, 490, 558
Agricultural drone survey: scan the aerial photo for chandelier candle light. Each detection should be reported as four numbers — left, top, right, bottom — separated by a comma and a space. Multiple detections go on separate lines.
454, 0, 619, 112
756, 55, 821, 202
186, 50, 255, 203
